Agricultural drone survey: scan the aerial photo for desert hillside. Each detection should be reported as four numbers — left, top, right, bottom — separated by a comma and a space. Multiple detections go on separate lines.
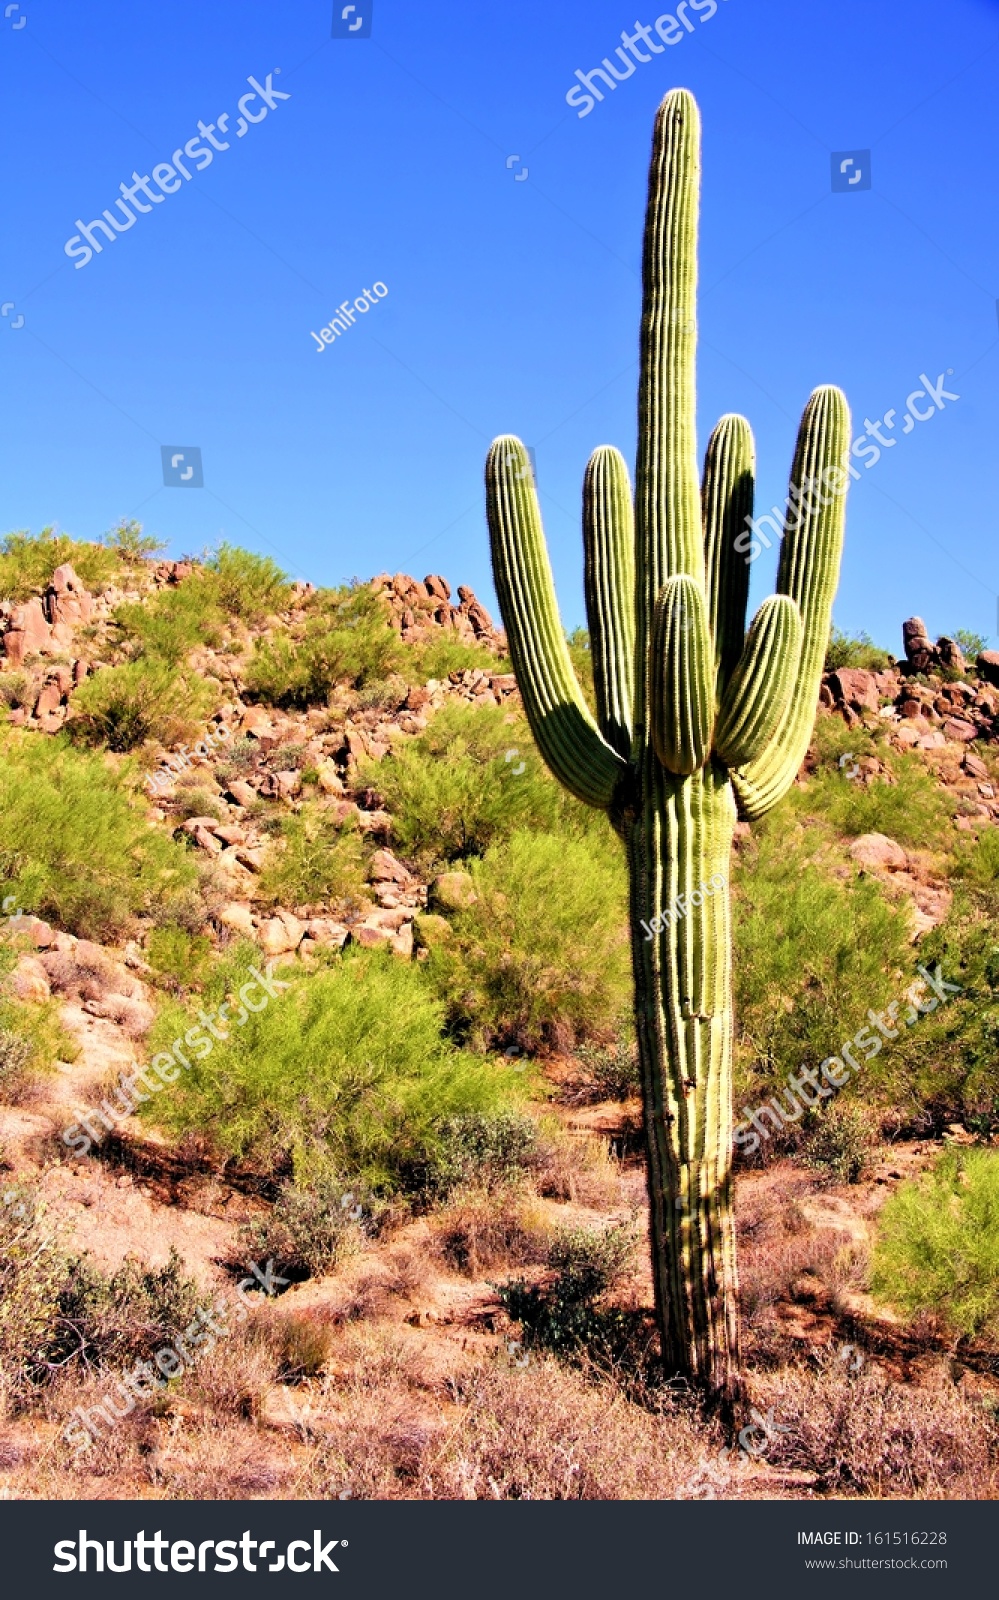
0, 525, 997, 1501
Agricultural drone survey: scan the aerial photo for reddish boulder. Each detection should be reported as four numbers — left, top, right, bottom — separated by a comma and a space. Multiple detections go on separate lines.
976, 651, 999, 689
2, 598, 52, 665
828, 668, 879, 714
424, 574, 451, 602
46, 564, 92, 627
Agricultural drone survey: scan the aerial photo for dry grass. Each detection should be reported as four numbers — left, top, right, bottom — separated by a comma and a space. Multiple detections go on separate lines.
531, 1126, 622, 1208
430, 1187, 550, 1277
754, 1358, 999, 1499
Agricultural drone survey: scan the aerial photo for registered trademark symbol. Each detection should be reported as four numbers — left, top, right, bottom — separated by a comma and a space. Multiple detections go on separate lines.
341, 1540, 348, 1547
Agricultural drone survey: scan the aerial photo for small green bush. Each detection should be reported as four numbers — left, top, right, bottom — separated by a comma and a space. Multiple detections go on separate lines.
886, 887, 999, 1135
246, 585, 400, 707
256, 805, 370, 913
0, 1028, 31, 1085
240, 1176, 362, 1282
367, 702, 569, 867
416, 1108, 539, 1196
0, 671, 31, 709
146, 925, 212, 990
114, 576, 225, 665
825, 628, 894, 672
793, 747, 950, 851
801, 1103, 874, 1183
204, 544, 292, 623
101, 519, 166, 564
732, 817, 911, 1122
574, 1038, 641, 1101
0, 527, 118, 602
50, 1247, 209, 1368
871, 1149, 999, 1340
428, 828, 631, 1053
0, 733, 196, 939
952, 629, 987, 660
952, 828, 999, 891
68, 658, 217, 752
497, 1220, 636, 1356
410, 636, 509, 683
143, 947, 522, 1192
0, 1183, 65, 1378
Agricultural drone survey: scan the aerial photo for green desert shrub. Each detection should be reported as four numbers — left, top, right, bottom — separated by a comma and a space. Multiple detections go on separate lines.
428, 828, 631, 1053
143, 946, 521, 1192
240, 1176, 363, 1282
245, 584, 400, 707
497, 1220, 636, 1357
0, 1183, 65, 1378
367, 702, 581, 867
256, 805, 369, 913
824, 627, 894, 672
114, 576, 225, 665
100, 518, 166, 564
884, 886, 999, 1136
50, 1247, 210, 1368
800, 1102, 875, 1183
732, 818, 911, 1122
952, 629, 987, 660
793, 737, 950, 851
951, 827, 999, 891
203, 543, 292, 623
145, 925, 213, 991
68, 658, 217, 752
0, 671, 32, 709
416, 1108, 540, 1196
0, 733, 196, 940
0, 527, 118, 602
871, 1149, 999, 1341
410, 636, 509, 682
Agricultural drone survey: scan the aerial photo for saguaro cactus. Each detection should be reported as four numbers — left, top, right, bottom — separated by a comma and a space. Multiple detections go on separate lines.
486, 89, 849, 1398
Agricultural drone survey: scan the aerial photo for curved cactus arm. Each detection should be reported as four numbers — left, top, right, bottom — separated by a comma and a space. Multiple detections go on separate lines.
635, 90, 703, 737
714, 595, 802, 768
486, 435, 629, 810
702, 414, 754, 694
583, 446, 637, 761
731, 385, 850, 820
650, 575, 714, 776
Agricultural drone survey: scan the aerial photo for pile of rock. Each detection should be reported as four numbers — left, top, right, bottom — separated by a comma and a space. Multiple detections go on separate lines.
370, 572, 502, 649
819, 617, 999, 753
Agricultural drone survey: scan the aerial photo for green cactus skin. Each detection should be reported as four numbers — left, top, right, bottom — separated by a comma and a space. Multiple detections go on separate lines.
486, 88, 848, 1398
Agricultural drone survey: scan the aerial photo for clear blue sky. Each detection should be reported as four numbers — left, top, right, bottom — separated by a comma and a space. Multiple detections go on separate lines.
1, 0, 997, 653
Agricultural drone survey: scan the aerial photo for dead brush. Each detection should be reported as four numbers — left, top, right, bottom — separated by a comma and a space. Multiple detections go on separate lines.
531, 1124, 622, 1208
753, 1356, 999, 1498
297, 1353, 720, 1500
431, 1187, 550, 1277
187, 1318, 281, 1420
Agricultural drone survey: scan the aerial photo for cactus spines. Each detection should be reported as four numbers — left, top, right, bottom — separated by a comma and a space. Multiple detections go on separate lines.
583, 446, 636, 761
486, 88, 849, 1397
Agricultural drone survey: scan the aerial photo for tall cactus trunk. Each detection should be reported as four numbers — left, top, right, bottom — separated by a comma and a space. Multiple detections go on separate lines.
485, 86, 848, 1396
628, 766, 739, 1397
